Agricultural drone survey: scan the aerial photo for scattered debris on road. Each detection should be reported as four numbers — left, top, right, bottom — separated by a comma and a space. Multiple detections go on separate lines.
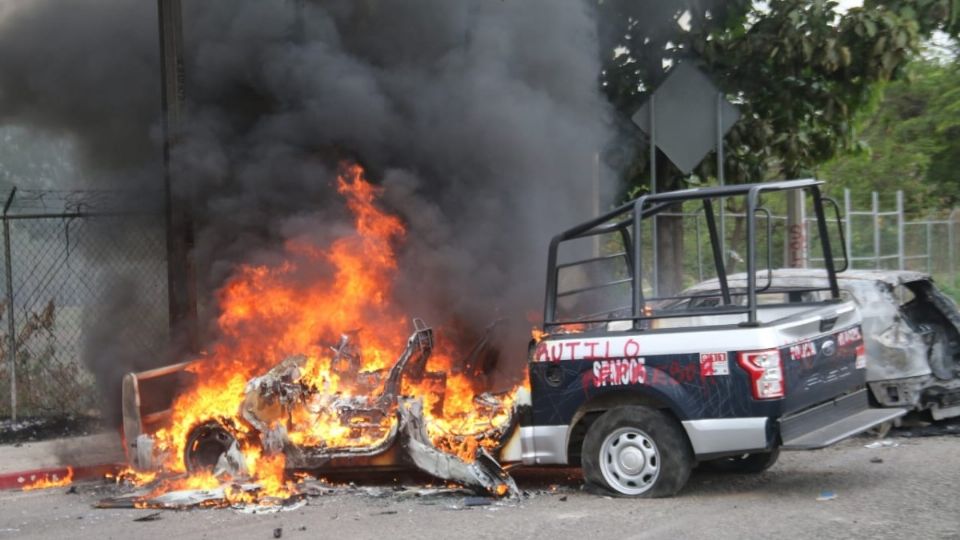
892, 416, 960, 438
816, 490, 837, 501
864, 440, 899, 449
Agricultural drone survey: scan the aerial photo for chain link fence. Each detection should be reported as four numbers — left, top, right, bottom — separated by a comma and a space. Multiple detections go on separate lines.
674, 188, 960, 300
0, 189, 167, 420
835, 190, 959, 276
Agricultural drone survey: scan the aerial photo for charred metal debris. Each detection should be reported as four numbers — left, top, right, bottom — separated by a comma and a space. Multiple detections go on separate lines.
110, 319, 522, 510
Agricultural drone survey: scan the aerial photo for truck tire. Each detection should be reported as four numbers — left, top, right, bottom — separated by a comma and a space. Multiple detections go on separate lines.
581, 406, 693, 498
701, 447, 780, 474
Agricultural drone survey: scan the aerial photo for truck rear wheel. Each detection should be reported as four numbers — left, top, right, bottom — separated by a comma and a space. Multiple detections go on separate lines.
581, 406, 693, 497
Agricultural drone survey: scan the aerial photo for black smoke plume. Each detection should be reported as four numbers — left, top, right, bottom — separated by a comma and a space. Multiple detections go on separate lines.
0, 0, 616, 418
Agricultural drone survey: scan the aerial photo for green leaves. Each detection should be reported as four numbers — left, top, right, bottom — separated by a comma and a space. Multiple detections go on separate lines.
821, 59, 960, 210
599, 0, 954, 193
709, 1, 924, 177
867, 0, 960, 37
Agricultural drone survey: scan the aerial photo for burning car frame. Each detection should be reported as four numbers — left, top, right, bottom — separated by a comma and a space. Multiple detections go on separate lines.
121, 319, 523, 499
110, 164, 526, 508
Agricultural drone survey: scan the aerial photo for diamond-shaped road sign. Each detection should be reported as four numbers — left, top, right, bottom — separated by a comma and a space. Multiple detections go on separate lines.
632, 63, 740, 175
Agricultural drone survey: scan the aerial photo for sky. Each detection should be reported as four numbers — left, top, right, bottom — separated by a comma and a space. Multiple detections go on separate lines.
835, 0, 865, 10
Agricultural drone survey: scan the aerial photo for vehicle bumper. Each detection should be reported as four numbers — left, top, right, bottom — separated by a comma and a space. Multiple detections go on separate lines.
780, 388, 907, 450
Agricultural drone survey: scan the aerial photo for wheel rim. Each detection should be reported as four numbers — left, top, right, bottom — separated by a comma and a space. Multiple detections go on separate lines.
598, 426, 660, 495
184, 422, 235, 472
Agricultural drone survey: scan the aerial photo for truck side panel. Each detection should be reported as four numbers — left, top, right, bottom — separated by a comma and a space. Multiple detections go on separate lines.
525, 322, 866, 463
527, 351, 780, 426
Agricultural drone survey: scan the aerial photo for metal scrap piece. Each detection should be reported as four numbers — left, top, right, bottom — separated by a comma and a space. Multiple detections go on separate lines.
473, 392, 503, 410
398, 398, 519, 498
376, 319, 433, 408
135, 434, 155, 471
331, 331, 363, 374
96, 482, 302, 511
148, 487, 227, 508
242, 355, 309, 433
213, 441, 249, 479
260, 424, 289, 455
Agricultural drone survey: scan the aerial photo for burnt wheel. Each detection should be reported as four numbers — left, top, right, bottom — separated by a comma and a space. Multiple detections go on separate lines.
581, 406, 693, 498
701, 447, 780, 474
184, 421, 235, 472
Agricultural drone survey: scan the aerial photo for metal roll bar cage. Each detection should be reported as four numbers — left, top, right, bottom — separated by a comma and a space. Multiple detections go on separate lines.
544, 179, 848, 330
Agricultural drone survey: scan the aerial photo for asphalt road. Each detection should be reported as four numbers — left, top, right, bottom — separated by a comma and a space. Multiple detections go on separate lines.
1, 436, 958, 540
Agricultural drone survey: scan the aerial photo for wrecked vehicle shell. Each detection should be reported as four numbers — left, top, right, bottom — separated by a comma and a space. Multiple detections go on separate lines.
121, 320, 524, 497
676, 269, 960, 420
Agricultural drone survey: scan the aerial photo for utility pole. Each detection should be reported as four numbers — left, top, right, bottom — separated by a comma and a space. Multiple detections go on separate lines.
158, 0, 199, 353
786, 190, 807, 268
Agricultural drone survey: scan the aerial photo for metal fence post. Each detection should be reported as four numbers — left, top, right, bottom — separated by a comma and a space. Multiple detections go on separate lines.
3, 188, 16, 422
950, 209, 957, 280
897, 190, 905, 271
695, 217, 703, 282
873, 191, 880, 269
844, 189, 852, 269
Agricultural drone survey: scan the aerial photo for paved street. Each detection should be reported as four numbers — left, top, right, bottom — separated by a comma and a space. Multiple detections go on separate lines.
1, 435, 958, 540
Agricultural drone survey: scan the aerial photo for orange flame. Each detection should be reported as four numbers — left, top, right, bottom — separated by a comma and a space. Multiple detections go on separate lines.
22, 467, 74, 491
531, 327, 545, 342
138, 163, 519, 502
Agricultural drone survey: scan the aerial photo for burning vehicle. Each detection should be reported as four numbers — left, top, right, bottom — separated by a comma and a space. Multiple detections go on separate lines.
116, 176, 908, 503
667, 269, 960, 420
123, 320, 522, 499
116, 165, 525, 507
